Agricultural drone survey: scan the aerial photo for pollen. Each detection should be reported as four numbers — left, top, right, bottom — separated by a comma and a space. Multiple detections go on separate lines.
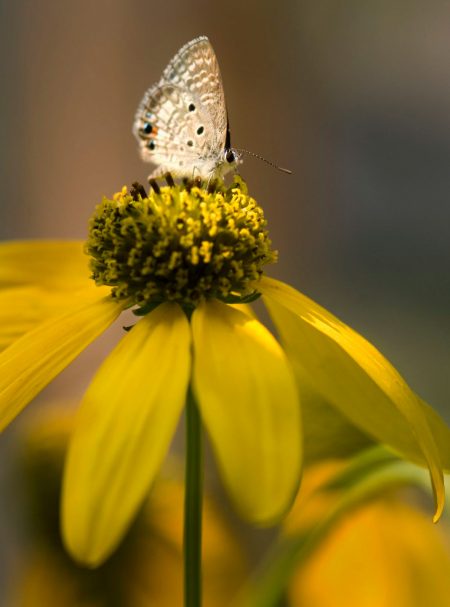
87, 176, 277, 309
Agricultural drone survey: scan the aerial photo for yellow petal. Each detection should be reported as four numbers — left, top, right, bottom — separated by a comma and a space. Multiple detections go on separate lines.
62, 303, 191, 567
229, 303, 256, 318
300, 385, 373, 464
0, 240, 91, 289
418, 399, 450, 471
192, 300, 302, 524
377, 398, 450, 474
260, 276, 445, 521
0, 287, 46, 351
0, 285, 110, 352
0, 295, 122, 431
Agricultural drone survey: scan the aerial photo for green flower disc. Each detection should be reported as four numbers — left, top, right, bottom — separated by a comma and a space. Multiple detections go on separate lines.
87, 177, 277, 309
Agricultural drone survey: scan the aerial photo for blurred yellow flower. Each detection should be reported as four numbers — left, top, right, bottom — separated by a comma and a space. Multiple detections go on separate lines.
0, 178, 448, 566
284, 462, 450, 607
11, 406, 246, 607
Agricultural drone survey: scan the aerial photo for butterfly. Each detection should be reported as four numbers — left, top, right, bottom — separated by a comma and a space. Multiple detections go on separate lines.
133, 36, 240, 181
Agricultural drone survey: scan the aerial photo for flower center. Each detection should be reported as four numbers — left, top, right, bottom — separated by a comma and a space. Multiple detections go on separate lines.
87, 176, 277, 309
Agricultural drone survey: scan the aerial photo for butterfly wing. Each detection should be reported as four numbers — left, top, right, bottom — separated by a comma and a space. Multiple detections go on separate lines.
133, 36, 228, 178
134, 82, 218, 177
161, 36, 228, 147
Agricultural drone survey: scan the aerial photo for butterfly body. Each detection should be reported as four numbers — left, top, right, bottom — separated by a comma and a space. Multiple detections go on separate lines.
133, 36, 241, 180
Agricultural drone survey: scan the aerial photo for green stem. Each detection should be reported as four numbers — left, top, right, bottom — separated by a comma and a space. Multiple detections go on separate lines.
184, 388, 203, 607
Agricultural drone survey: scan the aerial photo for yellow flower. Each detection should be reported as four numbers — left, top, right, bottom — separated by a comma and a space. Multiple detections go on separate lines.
10, 405, 246, 607
284, 462, 450, 607
0, 177, 448, 567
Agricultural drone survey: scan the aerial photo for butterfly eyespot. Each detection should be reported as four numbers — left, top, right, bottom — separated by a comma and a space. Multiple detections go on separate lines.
196, 126, 204, 135
143, 122, 153, 134
148, 140, 156, 150
187, 140, 194, 147
188, 103, 196, 112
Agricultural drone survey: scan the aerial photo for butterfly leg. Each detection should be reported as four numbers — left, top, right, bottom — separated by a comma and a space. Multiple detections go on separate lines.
207, 177, 218, 193
130, 182, 148, 200
148, 179, 161, 194
164, 172, 175, 187
182, 177, 194, 192
148, 167, 174, 193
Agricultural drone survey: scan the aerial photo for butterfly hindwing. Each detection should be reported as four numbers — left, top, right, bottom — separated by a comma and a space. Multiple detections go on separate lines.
134, 83, 219, 177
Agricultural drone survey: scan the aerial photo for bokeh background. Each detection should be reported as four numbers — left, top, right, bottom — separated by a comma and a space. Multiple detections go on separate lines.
1, 0, 449, 602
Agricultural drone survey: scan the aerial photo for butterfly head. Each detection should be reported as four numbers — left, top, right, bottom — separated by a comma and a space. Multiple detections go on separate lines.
223, 147, 242, 171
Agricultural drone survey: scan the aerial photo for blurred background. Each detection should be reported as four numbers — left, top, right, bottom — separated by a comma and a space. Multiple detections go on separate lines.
0, 0, 449, 603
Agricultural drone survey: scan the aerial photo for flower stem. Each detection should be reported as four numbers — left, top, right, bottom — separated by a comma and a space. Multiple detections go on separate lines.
184, 388, 203, 607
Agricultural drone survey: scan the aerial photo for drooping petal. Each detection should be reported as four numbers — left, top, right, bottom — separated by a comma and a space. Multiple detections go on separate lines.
0, 240, 92, 289
418, 399, 450, 471
0, 285, 111, 352
192, 300, 302, 524
62, 303, 191, 567
260, 276, 446, 521
0, 295, 122, 431
376, 398, 450, 473
300, 385, 373, 464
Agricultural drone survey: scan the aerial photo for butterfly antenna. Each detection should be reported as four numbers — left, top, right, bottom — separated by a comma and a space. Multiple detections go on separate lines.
235, 149, 292, 174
